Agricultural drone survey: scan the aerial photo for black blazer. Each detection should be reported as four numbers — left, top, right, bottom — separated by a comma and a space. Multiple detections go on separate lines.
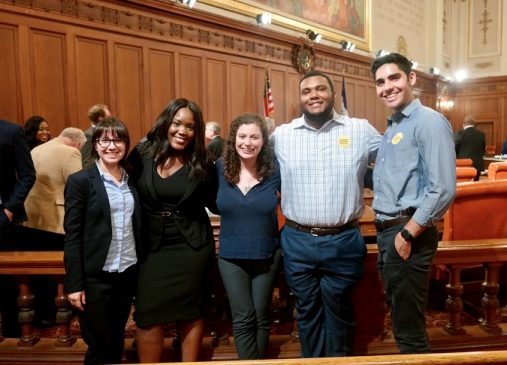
63, 165, 142, 294
128, 145, 217, 257
455, 127, 486, 174
0, 119, 35, 224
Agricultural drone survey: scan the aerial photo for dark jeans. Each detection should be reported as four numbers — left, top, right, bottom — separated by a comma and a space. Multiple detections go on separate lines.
281, 225, 366, 358
377, 224, 438, 353
78, 265, 137, 365
218, 249, 281, 359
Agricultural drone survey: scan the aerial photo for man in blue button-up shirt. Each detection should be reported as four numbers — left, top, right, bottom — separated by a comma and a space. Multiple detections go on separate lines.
371, 53, 456, 353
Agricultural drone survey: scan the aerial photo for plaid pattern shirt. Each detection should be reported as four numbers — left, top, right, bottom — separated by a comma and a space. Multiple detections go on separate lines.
272, 112, 381, 227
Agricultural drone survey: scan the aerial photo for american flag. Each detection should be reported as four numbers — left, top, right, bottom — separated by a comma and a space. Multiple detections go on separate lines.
263, 67, 274, 118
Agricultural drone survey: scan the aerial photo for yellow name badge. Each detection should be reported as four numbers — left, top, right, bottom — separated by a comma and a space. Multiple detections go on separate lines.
338, 136, 350, 149
392, 132, 403, 145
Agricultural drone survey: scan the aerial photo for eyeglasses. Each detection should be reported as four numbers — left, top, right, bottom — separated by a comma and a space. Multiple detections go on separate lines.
96, 138, 125, 148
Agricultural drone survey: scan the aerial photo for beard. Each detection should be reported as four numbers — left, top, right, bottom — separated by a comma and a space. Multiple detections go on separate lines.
302, 101, 335, 127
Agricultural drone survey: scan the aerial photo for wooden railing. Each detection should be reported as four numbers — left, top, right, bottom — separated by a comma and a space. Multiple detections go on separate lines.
0, 238, 507, 362
172, 350, 507, 364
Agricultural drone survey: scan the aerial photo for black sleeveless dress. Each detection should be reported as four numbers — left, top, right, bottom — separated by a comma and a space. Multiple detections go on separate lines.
134, 165, 213, 327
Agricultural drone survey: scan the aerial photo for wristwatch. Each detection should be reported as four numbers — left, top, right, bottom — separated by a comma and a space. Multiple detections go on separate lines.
400, 228, 414, 242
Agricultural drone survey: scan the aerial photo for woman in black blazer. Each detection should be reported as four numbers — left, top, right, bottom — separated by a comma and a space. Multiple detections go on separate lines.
128, 98, 217, 363
64, 118, 141, 365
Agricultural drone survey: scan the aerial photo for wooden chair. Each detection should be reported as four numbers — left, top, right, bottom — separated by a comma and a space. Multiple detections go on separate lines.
487, 162, 507, 180
456, 158, 473, 167
485, 145, 496, 156
456, 167, 477, 182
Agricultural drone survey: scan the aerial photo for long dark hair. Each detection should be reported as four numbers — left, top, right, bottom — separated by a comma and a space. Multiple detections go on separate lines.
143, 98, 208, 181
24, 115, 48, 149
91, 117, 131, 170
223, 113, 275, 184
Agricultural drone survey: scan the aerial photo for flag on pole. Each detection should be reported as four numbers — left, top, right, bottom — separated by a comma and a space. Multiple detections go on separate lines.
263, 67, 274, 118
340, 77, 349, 116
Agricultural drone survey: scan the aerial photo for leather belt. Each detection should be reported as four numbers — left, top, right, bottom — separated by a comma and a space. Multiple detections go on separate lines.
374, 215, 411, 233
285, 219, 358, 237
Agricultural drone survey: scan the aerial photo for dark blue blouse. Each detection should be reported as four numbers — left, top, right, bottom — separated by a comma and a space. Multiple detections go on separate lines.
215, 158, 280, 259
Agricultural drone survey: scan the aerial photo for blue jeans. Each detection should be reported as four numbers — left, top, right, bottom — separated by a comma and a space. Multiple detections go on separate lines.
218, 249, 282, 359
281, 225, 366, 357
377, 225, 438, 353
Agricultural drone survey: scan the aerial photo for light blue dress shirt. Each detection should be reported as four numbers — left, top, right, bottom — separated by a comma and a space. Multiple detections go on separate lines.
372, 98, 456, 226
272, 111, 381, 226
96, 163, 137, 273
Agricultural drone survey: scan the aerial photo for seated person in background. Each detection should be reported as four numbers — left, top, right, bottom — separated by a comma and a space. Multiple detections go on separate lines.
455, 114, 485, 180
24, 115, 51, 150
216, 113, 281, 359
20, 127, 86, 250
501, 139, 507, 155
205, 121, 225, 161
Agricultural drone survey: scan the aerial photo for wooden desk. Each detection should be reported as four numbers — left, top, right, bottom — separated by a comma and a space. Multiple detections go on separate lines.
484, 156, 507, 170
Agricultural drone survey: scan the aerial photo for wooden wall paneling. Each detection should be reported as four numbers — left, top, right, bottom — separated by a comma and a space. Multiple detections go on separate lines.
147, 48, 176, 131
270, 68, 286, 124
0, 24, 21, 123
251, 65, 267, 120
286, 72, 302, 123
477, 120, 495, 147
29, 29, 68, 135
178, 53, 203, 107
74, 36, 109, 131
114, 43, 144, 145
205, 58, 227, 126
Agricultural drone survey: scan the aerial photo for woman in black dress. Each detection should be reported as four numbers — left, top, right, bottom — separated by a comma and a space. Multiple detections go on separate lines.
129, 98, 217, 362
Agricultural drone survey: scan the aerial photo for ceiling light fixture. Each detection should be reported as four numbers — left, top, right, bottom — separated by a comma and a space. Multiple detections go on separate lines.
255, 12, 272, 25
178, 0, 197, 8
306, 29, 322, 43
430, 67, 440, 76
340, 40, 355, 52
374, 49, 390, 58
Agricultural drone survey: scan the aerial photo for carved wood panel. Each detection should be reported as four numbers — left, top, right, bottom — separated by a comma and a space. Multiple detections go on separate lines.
0, 24, 21, 122
114, 43, 144, 143
74, 37, 109, 130
147, 49, 176, 129
29, 29, 68, 134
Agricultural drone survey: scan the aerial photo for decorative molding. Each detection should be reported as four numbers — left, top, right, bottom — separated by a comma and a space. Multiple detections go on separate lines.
474, 61, 493, 69
0, 0, 420, 83
291, 43, 315, 74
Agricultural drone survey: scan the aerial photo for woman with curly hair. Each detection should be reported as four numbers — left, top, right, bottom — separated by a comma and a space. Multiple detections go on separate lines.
216, 113, 281, 359
24, 115, 50, 149
128, 98, 217, 362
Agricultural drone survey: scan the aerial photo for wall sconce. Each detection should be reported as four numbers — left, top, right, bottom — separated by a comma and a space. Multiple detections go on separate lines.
411, 61, 418, 70
374, 49, 390, 58
430, 67, 440, 76
255, 12, 272, 25
306, 29, 322, 43
178, 0, 197, 8
339, 40, 355, 51
453, 69, 468, 82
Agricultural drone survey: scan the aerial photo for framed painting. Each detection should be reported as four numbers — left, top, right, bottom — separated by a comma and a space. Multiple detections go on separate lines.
201, 0, 370, 51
